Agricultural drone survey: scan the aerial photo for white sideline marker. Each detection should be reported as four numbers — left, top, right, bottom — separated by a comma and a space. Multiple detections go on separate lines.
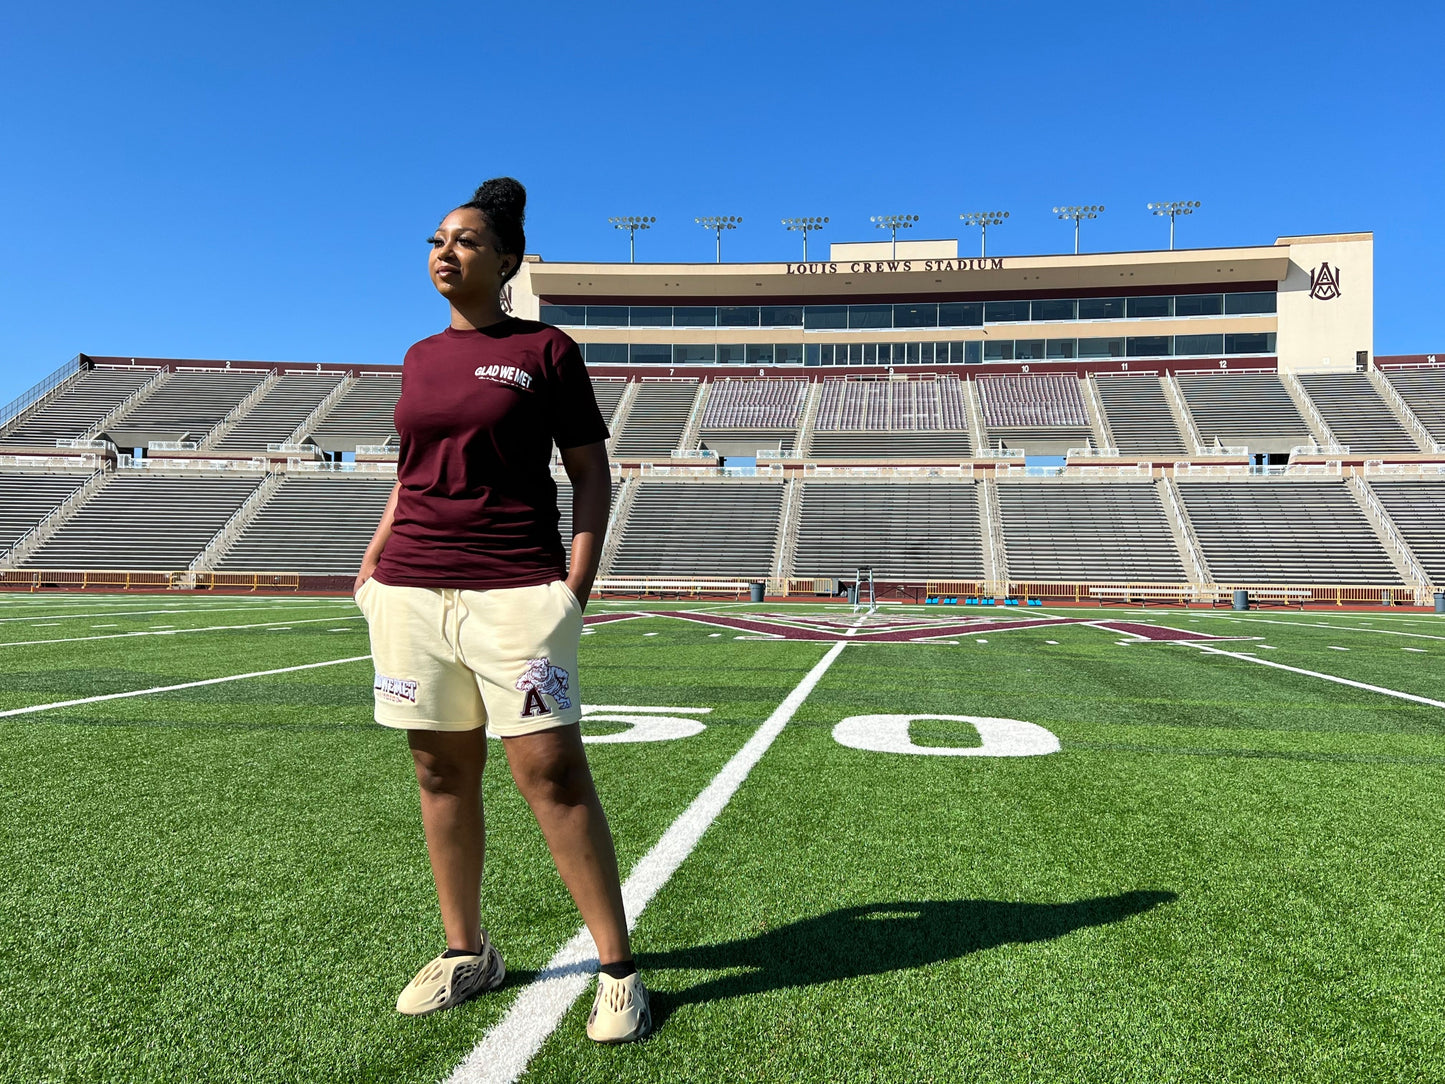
0, 655, 373, 718
0, 614, 366, 650
443, 640, 849, 1084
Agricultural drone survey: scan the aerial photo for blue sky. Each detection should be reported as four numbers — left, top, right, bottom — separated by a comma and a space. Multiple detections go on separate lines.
2, 0, 1442, 404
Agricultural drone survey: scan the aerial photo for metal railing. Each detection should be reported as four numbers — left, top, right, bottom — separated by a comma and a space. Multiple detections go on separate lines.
284, 374, 355, 447
199, 370, 282, 448
82, 367, 170, 440
1158, 476, 1209, 583
1366, 366, 1443, 453
0, 356, 84, 433
189, 472, 284, 571
1347, 475, 1432, 591
0, 467, 108, 567
1161, 373, 1206, 455
286, 458, 396, 474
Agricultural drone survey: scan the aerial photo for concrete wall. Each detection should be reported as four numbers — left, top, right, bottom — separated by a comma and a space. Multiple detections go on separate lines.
1275, 234, 1372, 373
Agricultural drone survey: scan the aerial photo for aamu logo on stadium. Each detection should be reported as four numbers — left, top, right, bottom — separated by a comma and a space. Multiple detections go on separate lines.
1309, 262, 1342, 301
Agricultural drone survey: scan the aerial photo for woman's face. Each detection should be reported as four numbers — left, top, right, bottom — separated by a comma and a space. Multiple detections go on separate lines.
428, 207, 514, 304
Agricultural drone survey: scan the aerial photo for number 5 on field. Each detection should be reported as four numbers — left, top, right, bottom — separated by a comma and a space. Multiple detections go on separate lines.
832, 715, 1060, 757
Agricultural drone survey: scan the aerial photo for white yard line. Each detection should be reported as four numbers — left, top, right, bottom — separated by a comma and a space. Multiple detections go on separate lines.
1183, 613, 1445, 642
0, 655, 373, 718
0, 602, 346, 624
0, 614, 365, 649
444, 640, 849, 1084
1180, 643, 1445, 709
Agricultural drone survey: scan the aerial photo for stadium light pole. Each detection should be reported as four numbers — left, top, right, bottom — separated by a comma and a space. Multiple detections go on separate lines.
870, 214, 918, 259
782, 216, 828, 261
1054, 205, 1104, 254
608, 215, 655, 262
696, 216, 741, 263
1148, 200, 1201, 250
960, 210, 1009, 257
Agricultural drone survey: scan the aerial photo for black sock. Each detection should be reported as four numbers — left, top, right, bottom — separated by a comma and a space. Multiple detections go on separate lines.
599, 959, 637, 980
442, 947, 481, 959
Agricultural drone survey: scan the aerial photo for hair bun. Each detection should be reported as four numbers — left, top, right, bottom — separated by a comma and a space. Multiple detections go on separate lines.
473, 177, 526, 224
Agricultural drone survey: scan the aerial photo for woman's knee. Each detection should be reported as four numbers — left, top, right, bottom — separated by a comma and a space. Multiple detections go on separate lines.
513, 749, 594, 808
409, 733, 485, 796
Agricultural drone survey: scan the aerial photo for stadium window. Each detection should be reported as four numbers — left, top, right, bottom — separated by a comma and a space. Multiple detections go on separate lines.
804, 306, 848, 329
588, 305, 629, 327
1224, 332, 1275, 354
1046, 339, 1076, 359
1127, 335, 1173, 357
718, 306, 761, 327
1126, 296, 1173, 319
1174, 293, 1223, 317
760, 306, 803, 327
673, 306, 718, 327
1077, 336, 1125, 358
849, 304, 893, 329
717, 344, 747, 364
984, 300, 1030, 323
815, 343, 837, 365
584, 343, 628, 364
893, 303, 939, 328
938, 302, 984, 327
540, 303, 585, 325
962, 341, 982, 364
629, 306, 672, 327
776, 343, 804, 365
804, 344, 822, 366
903, 342, 923, 364
1174, 333, 1224, 356
746, 344, 775, 364
629, 344, 671, 364
1031, 299, 1077, 322
1077, 297, 1126, 320
1224, 291, 1277, 315
1014, 339, 1047, 360
983, 340, 1014, 361
673, 344, 717, 364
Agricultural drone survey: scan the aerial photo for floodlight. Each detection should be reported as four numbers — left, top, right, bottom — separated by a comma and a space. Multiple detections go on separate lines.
1054, 204, 1105, 254
959, 210, 1009, 257
608, 215, 655, 262
1147, 200, 1201, 250
782, 216, 829, 260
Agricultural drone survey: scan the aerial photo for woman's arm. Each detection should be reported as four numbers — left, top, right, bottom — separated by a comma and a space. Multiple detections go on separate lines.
560, 441, 611, 610
355, 481, 401, 594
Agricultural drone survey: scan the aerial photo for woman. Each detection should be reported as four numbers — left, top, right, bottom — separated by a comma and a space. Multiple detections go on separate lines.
353, 178, 648, 1042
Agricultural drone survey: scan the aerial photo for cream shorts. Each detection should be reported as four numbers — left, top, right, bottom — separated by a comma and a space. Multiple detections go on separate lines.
356, 577, 584, 737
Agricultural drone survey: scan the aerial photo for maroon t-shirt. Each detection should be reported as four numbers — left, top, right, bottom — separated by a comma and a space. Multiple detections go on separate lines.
373, 320, 609, 589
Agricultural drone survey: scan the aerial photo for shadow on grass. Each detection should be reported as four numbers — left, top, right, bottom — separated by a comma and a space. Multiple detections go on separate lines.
646, 889, 1176, 1016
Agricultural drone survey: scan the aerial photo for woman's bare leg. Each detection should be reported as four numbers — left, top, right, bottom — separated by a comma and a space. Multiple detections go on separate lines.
502, 725, 631, 964
407, 728, 489, 952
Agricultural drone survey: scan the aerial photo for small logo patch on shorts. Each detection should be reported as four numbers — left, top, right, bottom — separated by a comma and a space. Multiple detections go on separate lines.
374, 672, 419, 705
516, 656, 571, 717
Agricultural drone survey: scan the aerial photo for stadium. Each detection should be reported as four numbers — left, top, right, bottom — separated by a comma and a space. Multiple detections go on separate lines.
4, 226, 1445, 1084
1, 229, 1441, 606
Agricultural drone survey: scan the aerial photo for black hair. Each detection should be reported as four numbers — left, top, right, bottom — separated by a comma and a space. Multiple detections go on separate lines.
458, 177, 526, 285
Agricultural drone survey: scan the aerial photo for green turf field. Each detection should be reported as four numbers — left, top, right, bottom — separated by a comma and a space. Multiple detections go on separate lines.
0, 593, 1442, 1083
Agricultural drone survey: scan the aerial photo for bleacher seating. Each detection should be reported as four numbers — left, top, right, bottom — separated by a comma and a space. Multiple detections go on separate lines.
592, 380, 627, 426
1380, 368, 1445, 446
808, 377, 972, 458
1176, 480, 1400, 584
608, 480, 783, 577
0, 472, 91, 552
1093, 376, 1188, 456
304, 375, 402, 452
609, 381, 699, 457
217, 476, 394, 574
1296, 373, 1416, 452
698, 378, 806, 455
974, 374, 1092, 450
22, 474, 261, 569
1176, 373, 1310, 449
0, 367, 157, 447
106, 370, 267, 444
996, 481, 1185, 582
1367, 480, 1445, 586
791, 481, 984, 580
213, 373, 345, 451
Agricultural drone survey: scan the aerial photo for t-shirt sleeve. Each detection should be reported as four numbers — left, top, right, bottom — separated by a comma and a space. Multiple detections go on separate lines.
547, 336, 611, 449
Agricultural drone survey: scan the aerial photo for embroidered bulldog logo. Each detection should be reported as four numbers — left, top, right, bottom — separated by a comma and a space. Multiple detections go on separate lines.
1309, 262, 1341, 301
516, 656, 572, 717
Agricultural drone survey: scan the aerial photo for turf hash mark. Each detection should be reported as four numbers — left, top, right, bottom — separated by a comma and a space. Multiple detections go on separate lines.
444, 641, 848, 1084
